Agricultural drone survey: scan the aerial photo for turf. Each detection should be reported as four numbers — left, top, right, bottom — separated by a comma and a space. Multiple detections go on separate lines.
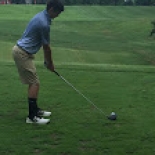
0, 5, 155, 155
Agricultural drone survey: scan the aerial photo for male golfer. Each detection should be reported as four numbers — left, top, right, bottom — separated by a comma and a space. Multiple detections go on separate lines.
12, 0, 64, 124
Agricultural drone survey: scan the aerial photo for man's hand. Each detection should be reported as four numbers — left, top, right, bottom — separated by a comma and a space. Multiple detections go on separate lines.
43, 44, 54, 72
44, 61, 55, 72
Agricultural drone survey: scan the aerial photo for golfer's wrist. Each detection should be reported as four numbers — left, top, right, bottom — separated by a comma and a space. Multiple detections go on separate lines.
44, 61, 52, 66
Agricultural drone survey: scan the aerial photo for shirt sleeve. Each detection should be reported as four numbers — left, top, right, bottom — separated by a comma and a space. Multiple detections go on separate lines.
41, 25, 50, 45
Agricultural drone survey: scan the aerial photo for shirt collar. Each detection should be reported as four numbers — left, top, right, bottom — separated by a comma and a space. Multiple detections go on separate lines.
44, 10, 52, 25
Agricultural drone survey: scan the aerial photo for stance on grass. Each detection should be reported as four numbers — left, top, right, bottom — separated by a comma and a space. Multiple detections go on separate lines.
12, 0, 64, 125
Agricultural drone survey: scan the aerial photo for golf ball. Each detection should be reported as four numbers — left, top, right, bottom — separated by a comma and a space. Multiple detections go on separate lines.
107, 111, 117, 120
111, 112, 115, 115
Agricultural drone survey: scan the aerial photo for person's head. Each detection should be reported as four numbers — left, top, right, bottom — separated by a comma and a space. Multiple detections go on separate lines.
46, 0, 64, 19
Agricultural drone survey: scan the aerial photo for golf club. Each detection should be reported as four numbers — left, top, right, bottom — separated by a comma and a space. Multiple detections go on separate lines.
53, 70, 117, 121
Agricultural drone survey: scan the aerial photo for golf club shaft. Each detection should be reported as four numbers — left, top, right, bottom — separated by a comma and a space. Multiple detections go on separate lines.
54, 71, 107, 117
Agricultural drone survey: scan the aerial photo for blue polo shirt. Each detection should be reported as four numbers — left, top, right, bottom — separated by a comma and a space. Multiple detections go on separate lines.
17, 10, 52, 54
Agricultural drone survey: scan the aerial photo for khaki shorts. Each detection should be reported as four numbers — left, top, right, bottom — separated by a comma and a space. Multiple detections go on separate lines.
12, 45, 40, 85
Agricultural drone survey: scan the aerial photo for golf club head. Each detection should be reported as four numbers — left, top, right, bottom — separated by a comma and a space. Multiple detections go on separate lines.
107, 112, 117, 120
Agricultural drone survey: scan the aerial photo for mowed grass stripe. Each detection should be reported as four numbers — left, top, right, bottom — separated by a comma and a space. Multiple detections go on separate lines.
0, 6, 155, 66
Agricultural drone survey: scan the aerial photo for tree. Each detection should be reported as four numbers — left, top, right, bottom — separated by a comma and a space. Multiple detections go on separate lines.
135, 0, 155, 5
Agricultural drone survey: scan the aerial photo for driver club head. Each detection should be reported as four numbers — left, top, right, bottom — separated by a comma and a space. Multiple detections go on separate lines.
107, 112, 117, 120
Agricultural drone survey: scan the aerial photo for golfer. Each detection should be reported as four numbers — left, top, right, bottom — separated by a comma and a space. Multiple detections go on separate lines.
12, 0, 64, 124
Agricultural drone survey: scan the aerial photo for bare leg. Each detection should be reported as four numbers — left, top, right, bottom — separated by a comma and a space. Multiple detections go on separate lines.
28, 83, 40, 99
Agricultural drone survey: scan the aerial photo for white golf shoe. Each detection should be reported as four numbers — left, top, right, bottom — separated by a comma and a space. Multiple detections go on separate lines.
37, 109, 52, 117
26, 116, 50, 125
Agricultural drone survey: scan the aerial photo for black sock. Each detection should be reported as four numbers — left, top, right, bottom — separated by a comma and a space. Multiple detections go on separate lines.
28, 98, 38, 119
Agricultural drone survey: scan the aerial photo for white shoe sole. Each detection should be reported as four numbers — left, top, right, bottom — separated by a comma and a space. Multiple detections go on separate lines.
42, 112, 52, 117
26, 117, 50, 125
38, 111, 52, 117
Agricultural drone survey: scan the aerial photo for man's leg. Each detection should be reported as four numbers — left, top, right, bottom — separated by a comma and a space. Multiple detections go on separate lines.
28, 83, 39, 119
28, 83, 51, 119
28, 83, 39, 99
12, 45, 50, 124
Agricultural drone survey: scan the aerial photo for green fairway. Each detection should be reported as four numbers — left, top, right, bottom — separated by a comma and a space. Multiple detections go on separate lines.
0, 5, 155, 155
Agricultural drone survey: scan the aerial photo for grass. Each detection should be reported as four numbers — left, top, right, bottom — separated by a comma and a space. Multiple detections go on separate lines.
0, 5, 155, 155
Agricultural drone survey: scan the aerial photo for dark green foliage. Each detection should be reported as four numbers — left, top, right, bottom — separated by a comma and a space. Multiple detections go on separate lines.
8, 0, 155, 5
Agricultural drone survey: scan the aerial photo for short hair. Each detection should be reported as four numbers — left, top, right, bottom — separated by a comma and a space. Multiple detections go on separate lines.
46, 0, 64, 12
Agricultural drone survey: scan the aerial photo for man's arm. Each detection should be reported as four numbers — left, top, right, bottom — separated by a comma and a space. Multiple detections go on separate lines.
43, 44, 54, 72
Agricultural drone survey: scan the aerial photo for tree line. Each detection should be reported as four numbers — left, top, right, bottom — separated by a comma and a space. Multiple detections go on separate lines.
9, 0, 155, 5
63, 0, 155, 5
